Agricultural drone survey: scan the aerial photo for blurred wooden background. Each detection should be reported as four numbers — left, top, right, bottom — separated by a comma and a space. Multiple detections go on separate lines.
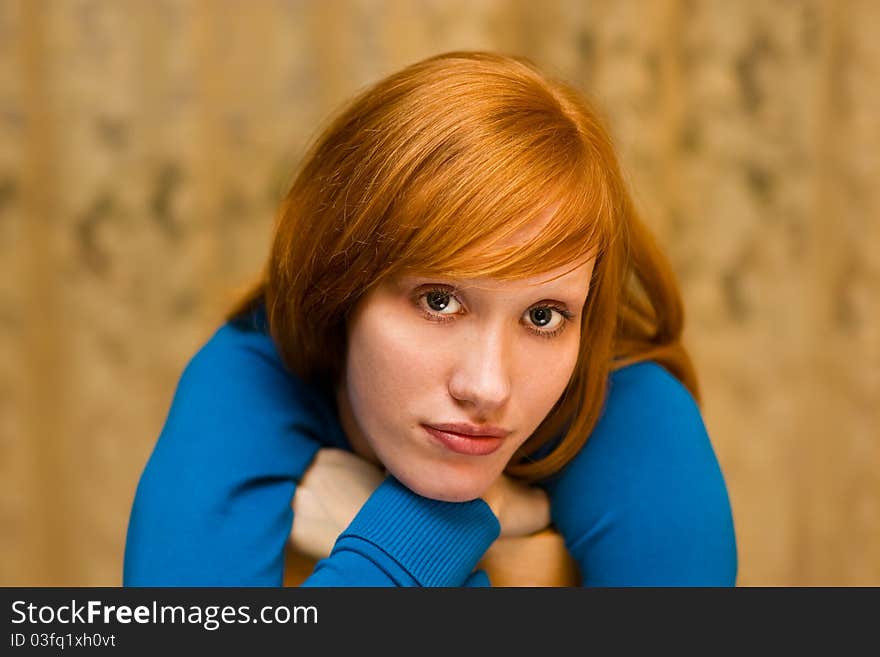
1, 0, 877, 586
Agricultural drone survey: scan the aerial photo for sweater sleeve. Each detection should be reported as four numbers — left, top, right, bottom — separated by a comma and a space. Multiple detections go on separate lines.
300, 477, 500, 587
123, 322, 330, 586
544, 361, 738, 586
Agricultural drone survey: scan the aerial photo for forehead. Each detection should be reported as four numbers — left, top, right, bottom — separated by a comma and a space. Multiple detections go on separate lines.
452, 258, 594, 293
491, 201, 560, 251
447, 203, 593, 293
385, 196, 601, 298
397, 257, 594, 298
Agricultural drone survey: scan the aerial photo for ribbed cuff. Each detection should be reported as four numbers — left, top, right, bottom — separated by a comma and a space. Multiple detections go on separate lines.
338, 477, 500, 587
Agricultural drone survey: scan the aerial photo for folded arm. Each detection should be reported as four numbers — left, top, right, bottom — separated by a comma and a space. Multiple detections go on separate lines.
123, 325, 327, 586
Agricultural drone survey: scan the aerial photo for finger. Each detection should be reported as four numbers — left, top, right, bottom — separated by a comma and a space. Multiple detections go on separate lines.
501, 487, 551, 537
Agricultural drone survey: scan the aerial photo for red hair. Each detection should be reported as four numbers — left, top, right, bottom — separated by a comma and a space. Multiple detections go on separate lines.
227, 50, 699, 481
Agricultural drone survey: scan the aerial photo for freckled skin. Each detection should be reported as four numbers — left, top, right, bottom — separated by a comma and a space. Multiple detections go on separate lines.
335, 258, 595, 502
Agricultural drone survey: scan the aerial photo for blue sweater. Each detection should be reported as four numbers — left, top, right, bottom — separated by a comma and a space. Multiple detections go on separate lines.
123, 306, 737, 587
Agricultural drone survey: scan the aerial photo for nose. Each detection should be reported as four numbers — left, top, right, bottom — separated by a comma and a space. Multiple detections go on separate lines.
447, 323, 512, 416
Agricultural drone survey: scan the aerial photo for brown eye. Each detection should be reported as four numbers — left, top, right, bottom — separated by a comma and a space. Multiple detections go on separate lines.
523, 306, 564, 332
529, 307, 552, 326
426, 290, 452, 312
419, 288, 462, 317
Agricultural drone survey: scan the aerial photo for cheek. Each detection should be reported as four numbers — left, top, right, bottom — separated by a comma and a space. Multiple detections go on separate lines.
514, 337, 580, 428
345, 307, 440, 422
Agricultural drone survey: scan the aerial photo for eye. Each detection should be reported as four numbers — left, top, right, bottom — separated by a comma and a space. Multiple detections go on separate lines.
417, 287, 462, 320
522, 305, 569, 337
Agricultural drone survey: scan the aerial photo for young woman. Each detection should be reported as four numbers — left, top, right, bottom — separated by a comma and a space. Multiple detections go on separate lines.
123, 50, 737, 587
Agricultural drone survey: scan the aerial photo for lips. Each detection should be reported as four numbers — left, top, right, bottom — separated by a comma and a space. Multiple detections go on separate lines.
424, 422, 511, 438
422, 424, 507, 456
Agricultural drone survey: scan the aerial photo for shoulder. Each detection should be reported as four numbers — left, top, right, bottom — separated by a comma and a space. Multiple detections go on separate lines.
607, 360, 698, 418
601, 360, 707, 453
133, 315, 336, 516
552, 360, 714, 491
546, 361, 738, 584
162, 313, 346, 450
126, 315, 330, 586
180, 313, 319, 414
182, 312, 291, 393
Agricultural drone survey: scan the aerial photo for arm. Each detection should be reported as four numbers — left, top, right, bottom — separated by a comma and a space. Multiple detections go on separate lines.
289, 449, 549, 586
291, 447, 550, 561
300, 476, 500, 587
123, 320, 332, 586
544, 361, 738, 586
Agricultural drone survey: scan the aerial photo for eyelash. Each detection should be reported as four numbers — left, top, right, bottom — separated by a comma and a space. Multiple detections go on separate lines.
414, 285, 575, 339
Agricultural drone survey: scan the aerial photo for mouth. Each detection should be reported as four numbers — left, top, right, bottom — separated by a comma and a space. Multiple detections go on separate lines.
421, 424, 506, 456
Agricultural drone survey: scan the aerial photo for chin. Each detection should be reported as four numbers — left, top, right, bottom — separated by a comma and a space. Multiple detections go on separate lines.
392, 462, 495, 504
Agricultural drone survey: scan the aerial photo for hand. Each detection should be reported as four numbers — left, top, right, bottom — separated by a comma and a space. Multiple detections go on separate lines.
481, 473, 551, 538
479, 529, 580, 586
290, 448, 386, 560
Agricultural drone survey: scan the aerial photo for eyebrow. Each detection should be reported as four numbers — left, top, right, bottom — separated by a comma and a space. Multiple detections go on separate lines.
521, 286, 591, 308
403, 275, 590, 305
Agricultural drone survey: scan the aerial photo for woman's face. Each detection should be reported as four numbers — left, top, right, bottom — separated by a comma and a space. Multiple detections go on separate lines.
335, 251, 595, 502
